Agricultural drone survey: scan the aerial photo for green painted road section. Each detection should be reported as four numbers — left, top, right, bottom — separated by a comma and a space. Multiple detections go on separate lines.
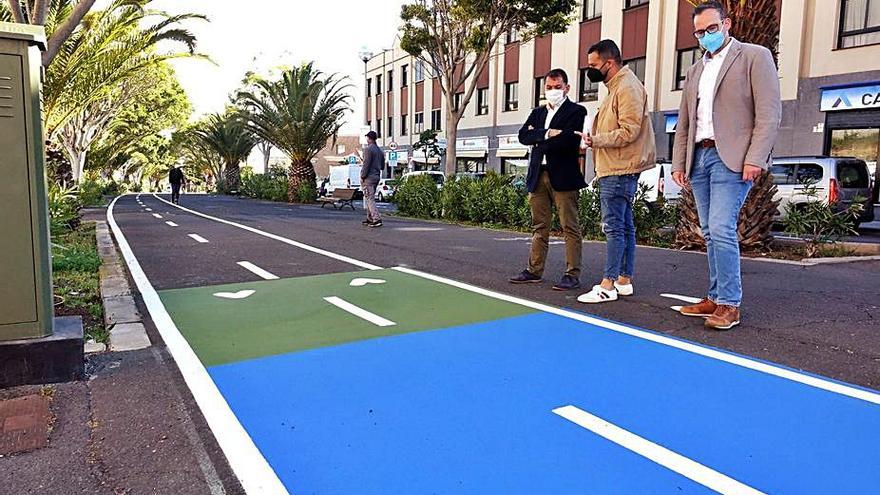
159, 269, 535, 366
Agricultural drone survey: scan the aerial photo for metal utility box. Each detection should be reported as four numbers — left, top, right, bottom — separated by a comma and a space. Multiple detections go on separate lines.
0, 22, 53, 341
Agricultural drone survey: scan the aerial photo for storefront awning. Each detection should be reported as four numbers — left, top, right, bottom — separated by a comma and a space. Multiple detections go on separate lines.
412, 155, 441, 164
456, 150, 487, 158
496, 148, 529, 158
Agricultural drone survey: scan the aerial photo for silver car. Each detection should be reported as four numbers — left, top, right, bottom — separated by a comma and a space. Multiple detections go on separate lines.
770, 156, 875, 226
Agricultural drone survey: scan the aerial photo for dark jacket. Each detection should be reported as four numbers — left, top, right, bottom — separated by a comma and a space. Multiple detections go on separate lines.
518, 99, 588, 193
361, 143, 384, 186
169, 167, 185, 185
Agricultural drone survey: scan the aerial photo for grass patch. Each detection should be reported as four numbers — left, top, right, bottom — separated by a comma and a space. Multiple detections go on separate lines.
52, 223, 107, 344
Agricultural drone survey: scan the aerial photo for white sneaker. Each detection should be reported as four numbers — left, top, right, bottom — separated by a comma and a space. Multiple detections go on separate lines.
614, 282, 633, 296
577, 285, 619, 304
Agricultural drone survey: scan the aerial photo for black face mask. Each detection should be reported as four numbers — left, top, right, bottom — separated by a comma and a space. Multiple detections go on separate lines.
587, 61, 609, 83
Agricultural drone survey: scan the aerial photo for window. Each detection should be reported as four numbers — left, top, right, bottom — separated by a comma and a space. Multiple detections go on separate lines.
534, 76, 546, 107
387, 70, 394, 91
366, 79, 372, 97
456, 158, 486, 174
376, 74, 382, 94
401, 65, 409, 87
401, 115, 408, 136
376, 120, 382, 138
476, 88, 489, 115
415, 112, 424, 133
625, 0, 648, 7
577, 69, 599, 102
675, 48, 701, 90
796, 163, 824, 184
582, 0, 602, 20
504, 82, 519, 111
839, 0, 880, 48
336, 144, 346, 155
769, 163, 795, 185
431, 109, 442, 130
453, 92, 463, 112
625, 57, 646, 84
414, 60, 425, 82
387, 117, 394, 138
505, 28, 519, 44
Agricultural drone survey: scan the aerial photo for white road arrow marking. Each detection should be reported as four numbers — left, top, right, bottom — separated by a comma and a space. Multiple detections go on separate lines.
349, 278, 387, 287
213, 290, 256, 300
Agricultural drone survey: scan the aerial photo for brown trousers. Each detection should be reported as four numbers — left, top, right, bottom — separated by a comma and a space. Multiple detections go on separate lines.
528, 172, 582, 278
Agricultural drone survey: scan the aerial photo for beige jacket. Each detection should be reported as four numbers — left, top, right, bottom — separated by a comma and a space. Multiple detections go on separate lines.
591, 66, 656, 178
672, 38, 781, 176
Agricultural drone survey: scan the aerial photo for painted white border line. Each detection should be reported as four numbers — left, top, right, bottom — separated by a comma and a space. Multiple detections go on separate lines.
324, 296, 396, 327
152, 193, 381, 271
392, 266, 880, 406
553, 405, 765, 495
107, 195, 288, 495
237, 261, 279, 280
188, 233, 209, 244
166, 221, 179, 227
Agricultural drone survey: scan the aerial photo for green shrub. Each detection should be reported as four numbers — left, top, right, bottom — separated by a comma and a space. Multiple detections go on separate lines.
241, 167, 288, 202
292, 180, 318, 203
394, 174, 441, 218
53, 243, 101, 272
77, 179, 104, 207
783, 182, 863, 257
48, 182, 81, 234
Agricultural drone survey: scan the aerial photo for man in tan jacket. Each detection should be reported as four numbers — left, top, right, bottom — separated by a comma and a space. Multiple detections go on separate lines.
671, 1, 781, 329
576, 39, 655, 304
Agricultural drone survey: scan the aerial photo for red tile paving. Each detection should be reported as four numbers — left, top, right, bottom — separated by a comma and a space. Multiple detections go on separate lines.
0, 394, 51, 456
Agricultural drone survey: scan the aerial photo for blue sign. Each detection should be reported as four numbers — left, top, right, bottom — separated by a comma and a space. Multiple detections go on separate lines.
821, 83, 880, 112
389, 151, 398, 162
664, 114, 678, 134
348, 155, 357, 165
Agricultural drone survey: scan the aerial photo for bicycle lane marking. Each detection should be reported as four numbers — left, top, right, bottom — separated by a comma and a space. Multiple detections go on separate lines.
107, 194, 289, 495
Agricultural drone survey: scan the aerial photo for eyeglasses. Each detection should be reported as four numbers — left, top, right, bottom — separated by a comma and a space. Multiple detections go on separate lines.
693, 22, 723, 39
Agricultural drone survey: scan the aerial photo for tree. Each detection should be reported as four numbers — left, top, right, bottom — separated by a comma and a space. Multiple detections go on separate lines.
2, 0, 101, 67
675, 0, 781, 251
399, 0, 576, 175
413, 129, 442, 171
188, 111, 258, 193
236, 63, 351, 202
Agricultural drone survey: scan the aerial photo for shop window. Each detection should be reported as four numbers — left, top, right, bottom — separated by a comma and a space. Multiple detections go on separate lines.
578, 69, 599, 102
456, 158, 486, 174
675, 48, 701, 90
839, 0, 880, 48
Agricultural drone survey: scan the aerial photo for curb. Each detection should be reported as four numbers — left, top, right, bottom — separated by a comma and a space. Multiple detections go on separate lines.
94, 221, 151, 353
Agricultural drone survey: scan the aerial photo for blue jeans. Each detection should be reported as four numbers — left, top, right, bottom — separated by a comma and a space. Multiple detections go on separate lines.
690, 147, 752, 307
599, 173, 639, 281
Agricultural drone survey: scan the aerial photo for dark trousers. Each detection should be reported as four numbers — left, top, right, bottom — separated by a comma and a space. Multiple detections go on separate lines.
171, 183, 182, 203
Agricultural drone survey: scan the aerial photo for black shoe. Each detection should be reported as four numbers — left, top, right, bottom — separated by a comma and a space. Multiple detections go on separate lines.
509, 270, 542, 284
362, 219, 372, 226
369, 220, 383, 228
553, 275, 581, 291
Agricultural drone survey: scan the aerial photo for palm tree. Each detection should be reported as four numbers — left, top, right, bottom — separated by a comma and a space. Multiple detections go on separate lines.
675, 0, 781, 251
188, 112, 257, 193
236, 63, 351, 202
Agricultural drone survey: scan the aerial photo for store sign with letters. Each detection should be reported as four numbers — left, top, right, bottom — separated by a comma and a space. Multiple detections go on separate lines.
820, 83, 880, 112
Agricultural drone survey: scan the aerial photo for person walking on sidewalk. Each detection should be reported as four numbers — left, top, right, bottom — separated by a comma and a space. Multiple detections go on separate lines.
576, 40, 656, 304
671, 1, 781, 329
169, 165, 186, 205
509, 68, 588, 291
361, 131, 384, 227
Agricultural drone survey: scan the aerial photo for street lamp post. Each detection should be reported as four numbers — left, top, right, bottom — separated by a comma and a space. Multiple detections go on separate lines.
358, 47, 373, 131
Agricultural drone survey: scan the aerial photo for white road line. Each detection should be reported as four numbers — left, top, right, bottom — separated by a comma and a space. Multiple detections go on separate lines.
151, 193, 381, 270
392, 266, 880, 406
237, 261, 279, 280
166, 221, 179, 227
188, 234, 209, 244
152, 213, 162, 219
145, 207, 152, 211
106, 195, 288, 495
323, 296, 396, 327
661, 293, 704, 304
553, 405, 765, 495
146, 193, 880, 406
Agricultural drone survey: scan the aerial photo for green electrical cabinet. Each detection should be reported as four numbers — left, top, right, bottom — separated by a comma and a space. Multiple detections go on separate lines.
0, 22, 53, 341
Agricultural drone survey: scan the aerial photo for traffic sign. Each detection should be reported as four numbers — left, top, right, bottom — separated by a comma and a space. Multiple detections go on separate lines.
348, 155, 357, 165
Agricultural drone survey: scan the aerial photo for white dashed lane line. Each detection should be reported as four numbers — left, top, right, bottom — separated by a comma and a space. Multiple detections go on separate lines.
188, 234, 209, 244
166, 221, 179, 227
236, 261, 279, 280
152, 213, 163, 219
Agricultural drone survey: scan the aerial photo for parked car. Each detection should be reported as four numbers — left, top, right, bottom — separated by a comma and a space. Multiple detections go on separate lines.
376, 179, 396, 202
327, 164, 362, 197
401, 170, 446, 189
770, 156, 875, 226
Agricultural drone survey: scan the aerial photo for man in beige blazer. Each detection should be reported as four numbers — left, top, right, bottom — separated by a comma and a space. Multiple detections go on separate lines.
671, 1, 781, 330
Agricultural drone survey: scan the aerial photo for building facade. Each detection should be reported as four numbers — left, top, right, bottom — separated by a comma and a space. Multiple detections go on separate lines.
362, 0, 880, 177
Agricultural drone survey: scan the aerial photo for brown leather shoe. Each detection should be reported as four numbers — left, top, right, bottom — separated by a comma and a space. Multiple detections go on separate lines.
679, 298, 717, 317
705, 305, 741, 330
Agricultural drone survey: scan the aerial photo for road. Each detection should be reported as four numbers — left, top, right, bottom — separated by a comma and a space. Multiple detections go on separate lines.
108, 193, 880, 494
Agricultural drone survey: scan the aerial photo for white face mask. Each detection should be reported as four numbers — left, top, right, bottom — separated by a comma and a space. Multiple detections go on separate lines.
545, 89, 566, 108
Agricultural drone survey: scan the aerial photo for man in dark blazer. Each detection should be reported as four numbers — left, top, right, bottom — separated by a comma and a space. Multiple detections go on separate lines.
509, 68, 588, 291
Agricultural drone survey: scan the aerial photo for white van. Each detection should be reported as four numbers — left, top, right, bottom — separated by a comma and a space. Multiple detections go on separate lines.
327, 164, 362, 195
401, 170, 445, 189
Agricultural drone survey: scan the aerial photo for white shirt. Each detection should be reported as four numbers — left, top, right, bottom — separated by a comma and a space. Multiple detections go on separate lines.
695, 40, 733, 142
541, 97, 567, 163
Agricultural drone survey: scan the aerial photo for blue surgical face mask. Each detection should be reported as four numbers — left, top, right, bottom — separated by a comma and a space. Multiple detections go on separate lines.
699, 30, 725, 54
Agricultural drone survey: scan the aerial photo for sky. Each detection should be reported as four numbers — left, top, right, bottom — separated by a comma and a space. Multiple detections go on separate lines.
145, 0, 405, 134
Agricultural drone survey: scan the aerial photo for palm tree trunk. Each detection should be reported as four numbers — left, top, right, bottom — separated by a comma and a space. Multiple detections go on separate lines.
224, 161, 241, 193
288, 160, 316, 203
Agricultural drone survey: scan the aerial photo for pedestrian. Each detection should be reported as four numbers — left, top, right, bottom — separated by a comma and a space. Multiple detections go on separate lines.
361, 131, 384, 227
169, 164, 186, 205
671, 1, 781, 330
575, 39, 656, 304
509, 68, 588, 291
